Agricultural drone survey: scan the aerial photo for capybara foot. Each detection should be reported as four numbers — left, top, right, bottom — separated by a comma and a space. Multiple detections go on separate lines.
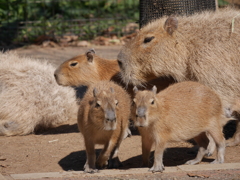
226, 136, 240, 147
84, 164, 99, 174
210, 159, 224, 164
149, 164, 165, 173
185, 159, 201, 165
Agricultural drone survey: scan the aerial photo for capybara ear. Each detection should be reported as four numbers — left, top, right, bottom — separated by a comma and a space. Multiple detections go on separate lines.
152, 86, 157, 94
85, 49, 96, 62
93, 87, 99, 97
133, 86, 138, 94
164, 16, 178, 35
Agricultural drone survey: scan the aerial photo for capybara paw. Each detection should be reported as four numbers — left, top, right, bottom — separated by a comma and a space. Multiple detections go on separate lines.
84, 167, 99, 174
205, 146, 215, 157
210, 159, 224, 164
226, 137, 240, 147
96, 160, 108, 169
205, 151, 213, 157
84, 164, 99, 173
108, 157, 123, 169
185, 159, 200, 165
149, 164, 165, 173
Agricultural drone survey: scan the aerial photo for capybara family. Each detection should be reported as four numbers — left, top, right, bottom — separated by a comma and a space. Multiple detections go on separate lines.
117, 8, 240, 146
78, 81, 131, 173
54, 49, 175, 98
132, 81, 228, 172
0, 52, 78, 136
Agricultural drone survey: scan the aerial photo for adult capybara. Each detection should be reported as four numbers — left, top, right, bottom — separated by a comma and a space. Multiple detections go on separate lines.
0, 52, 78, 136
54, 49, 175, 98
132, 81, 228, 172
78, 81, 131, 173
117, 8, 240, 146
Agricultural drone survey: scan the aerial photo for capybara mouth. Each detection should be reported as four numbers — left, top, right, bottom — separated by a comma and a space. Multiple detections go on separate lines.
135, 117, 148, 127
104, 120, 117, 130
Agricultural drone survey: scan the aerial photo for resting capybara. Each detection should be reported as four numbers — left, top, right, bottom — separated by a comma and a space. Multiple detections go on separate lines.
0, 52, 78, 136
132, 81, 228, 172
117, 8, 240, 146
78, 81, 131, 173
54, 49, 175, 98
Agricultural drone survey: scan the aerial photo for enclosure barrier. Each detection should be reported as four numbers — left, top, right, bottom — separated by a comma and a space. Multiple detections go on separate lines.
140, 0, 217, 27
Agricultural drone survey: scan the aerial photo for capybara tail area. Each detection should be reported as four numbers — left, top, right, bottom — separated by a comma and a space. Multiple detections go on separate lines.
0, 120, 30, 136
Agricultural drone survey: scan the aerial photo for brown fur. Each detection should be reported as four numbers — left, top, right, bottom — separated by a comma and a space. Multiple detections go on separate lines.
132, 81, 227, 172
54, 49, 175, 98
117, 7, 240, 146
78, 81, 131, 173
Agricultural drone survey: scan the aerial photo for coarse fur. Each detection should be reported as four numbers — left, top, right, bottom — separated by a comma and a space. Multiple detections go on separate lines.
78, 81, 131, 173
117, 7, 240, 146
132, 81, 227, 172
0, 52, 78, 136
54, 49, 175, 98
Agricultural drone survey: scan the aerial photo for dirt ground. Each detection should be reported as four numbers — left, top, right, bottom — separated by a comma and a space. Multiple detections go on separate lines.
0, 45, 240, 178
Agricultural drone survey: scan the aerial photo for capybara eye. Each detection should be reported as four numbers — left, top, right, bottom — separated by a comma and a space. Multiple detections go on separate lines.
95, 103, 100, 108
70, 62, 78, 67
151, 100, 154, 105
144, 36, 155, 43
117, 60, 122, 68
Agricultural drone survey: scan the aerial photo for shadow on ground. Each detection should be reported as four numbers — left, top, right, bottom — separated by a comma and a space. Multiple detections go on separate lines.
58, 147, 214, 172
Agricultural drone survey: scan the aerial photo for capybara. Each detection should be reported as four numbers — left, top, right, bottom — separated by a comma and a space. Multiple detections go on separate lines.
0, 52, 78, 136
54, 49, 175, 98
132, 81, 228, 172
78, 81, 131, 173
117, 8, 240, 146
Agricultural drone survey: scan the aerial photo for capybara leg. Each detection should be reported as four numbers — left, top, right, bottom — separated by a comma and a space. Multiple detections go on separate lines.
123, 127, 132, 139
96, 139, 119, 168
141, 135, 153, 167
185, 147, 206, 165
149, 142, 165, 172
108, 147, 123, 169
209, 129, 225, 164
226, 120, 240, 147
206, 132, 216, 157
84, 140, 98, 173
186, 133, 209, 165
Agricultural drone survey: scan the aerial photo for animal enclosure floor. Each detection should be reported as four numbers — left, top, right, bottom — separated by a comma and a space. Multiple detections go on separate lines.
1, 45, 240, 177
0, 122, 240, 176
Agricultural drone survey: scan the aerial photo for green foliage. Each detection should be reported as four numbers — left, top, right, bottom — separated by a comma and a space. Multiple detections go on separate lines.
218, 0, 229, 6
0, 0, 139, 44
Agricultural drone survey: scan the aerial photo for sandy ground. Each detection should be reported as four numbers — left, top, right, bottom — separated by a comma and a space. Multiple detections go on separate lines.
0, 45, 240, 178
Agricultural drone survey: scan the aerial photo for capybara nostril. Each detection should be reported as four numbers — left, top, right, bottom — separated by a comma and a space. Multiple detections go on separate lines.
106, 118, 116, 122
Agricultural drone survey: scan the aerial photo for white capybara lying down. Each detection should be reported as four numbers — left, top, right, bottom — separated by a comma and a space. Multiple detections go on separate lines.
0, 52, 78, 136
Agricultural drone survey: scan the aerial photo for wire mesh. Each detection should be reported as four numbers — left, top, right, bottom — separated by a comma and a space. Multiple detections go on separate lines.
140, 0, 217, 27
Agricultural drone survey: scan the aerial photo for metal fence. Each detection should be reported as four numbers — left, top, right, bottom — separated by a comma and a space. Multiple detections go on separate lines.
0, 0, 139, 45
140, 0, 217, 27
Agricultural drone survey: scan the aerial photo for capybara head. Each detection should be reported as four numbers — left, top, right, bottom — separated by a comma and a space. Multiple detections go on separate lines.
54, 49, 100, 87
132, 85, 158, 127
117, 16, 185, 86
89, 87, 119, 130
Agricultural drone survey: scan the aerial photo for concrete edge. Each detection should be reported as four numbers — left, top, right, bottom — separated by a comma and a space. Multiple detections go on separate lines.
3, 163, 240, 180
